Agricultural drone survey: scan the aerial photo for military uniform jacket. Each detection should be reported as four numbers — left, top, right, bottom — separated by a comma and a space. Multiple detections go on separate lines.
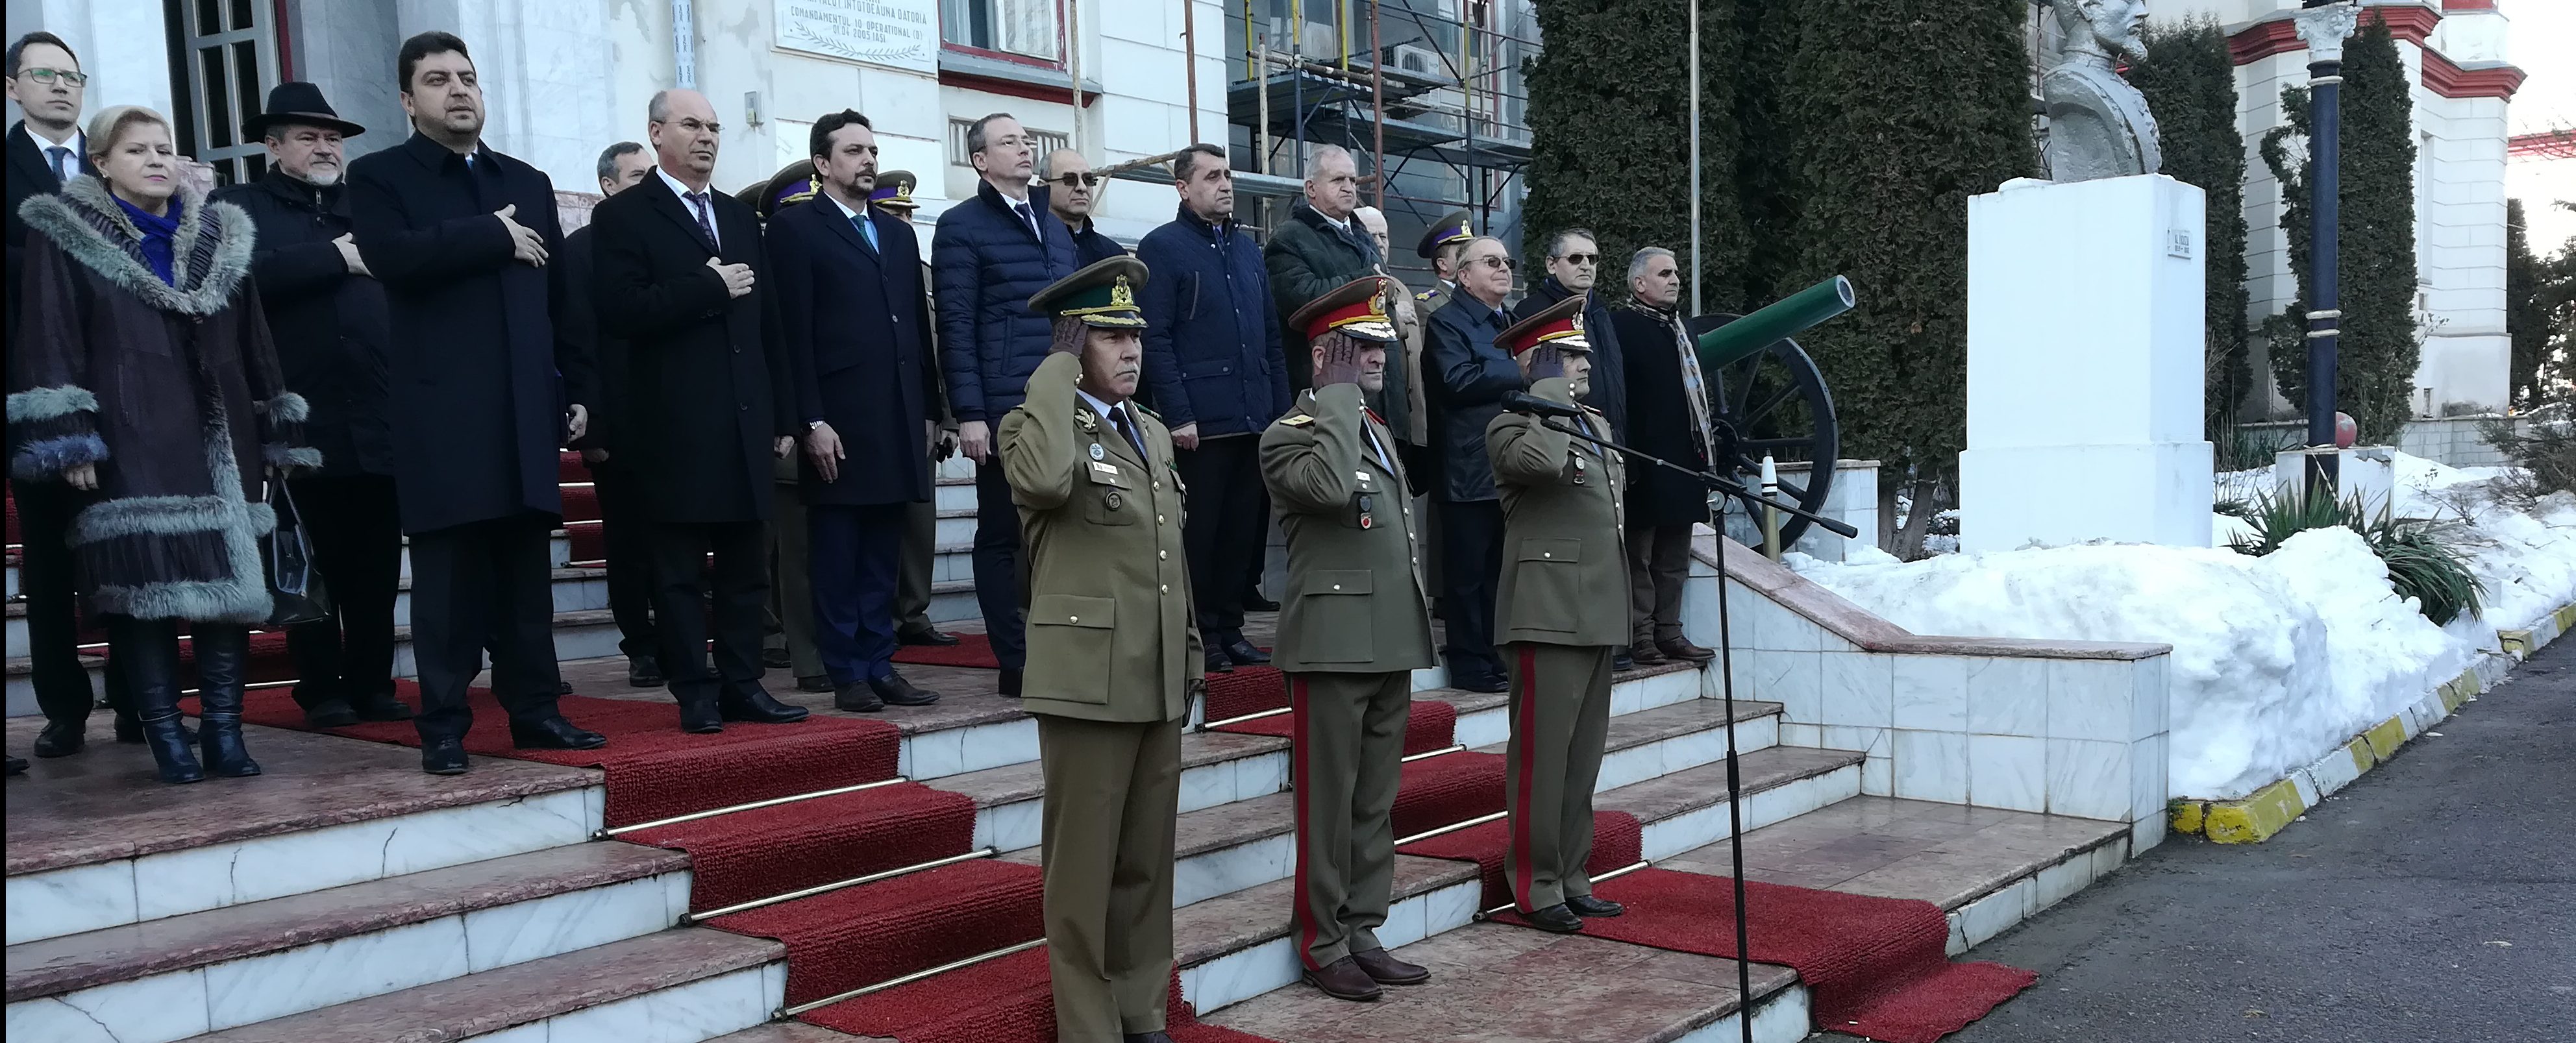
999, 352, 1203, 722
1259, 384, 1437, 674
1486, 377, 1631, 648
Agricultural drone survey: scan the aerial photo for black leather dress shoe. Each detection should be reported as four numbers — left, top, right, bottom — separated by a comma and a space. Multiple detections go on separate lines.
1613, 650, 1635, 672
512, 717, 608, 750
834, 681, 885, 713
1350, 947, 1430, 985
301, 698, 360, 729
1454, 673, 1509, 694
1204, 650, 1234, 675
719, 686, 811, 724
1222, 639, 1271, 666
1566, 894, 1625, 918
1524, 903, 1586, 933
897, 626, 960, 647
349, 691, 415, 722
627, 655, 665, 687
1656, 638, 1718, 664
556, 680, 575, 696
421, 738, 469, 775
1629, 641, 1669, 667
1302, 955, 1383, 1001
5, 754, 26, 776
998, 669, 1023, 698
1123, 1033, 1176, 1043
1241, 592, 1280, 612
797, 674, 834, 693
870, 672, 940, 707
32, 721, 86, 757
678, 700, 724, 734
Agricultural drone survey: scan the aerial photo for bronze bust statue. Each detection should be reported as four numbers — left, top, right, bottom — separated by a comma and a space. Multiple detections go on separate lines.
2043, 0, 2160, 182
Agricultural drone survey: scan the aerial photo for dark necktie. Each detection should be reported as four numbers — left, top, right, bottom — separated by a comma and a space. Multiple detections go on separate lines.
45, 146, 71, 182
685, 191, 719, 251
1013, 201, 1041, 243
1111, 405, 1147, 461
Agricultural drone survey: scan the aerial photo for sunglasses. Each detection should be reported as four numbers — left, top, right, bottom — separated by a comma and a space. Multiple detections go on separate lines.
1468, 254, 1515, 271
1052, 173, 1102, 188
19, 67, 86, 86
1558, 252, 1599, 265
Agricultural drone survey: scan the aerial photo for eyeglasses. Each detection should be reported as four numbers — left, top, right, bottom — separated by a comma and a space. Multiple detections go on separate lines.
1052, 173, 1102, 188
18, 67, 86, 86
1467, 254, 1515, 271
1558, 252, 1599, 265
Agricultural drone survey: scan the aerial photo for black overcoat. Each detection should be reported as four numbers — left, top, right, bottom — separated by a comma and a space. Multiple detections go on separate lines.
1513, 276, 1628, 441
587, 174, 784, 523
1423, 296, 1519, 504
347, 132, 592, 534
213, 170, 394, 477
765, 194, 940, 508
1609, 305, 1715, 528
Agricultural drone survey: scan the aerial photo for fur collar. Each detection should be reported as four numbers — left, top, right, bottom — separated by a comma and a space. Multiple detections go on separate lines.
18, 175, 252, 317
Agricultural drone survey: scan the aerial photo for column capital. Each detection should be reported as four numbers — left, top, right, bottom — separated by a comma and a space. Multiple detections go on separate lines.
2294, 2, 2362, 66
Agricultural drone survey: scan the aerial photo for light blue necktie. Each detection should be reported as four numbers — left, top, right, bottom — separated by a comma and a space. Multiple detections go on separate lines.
854, 212, 878, 252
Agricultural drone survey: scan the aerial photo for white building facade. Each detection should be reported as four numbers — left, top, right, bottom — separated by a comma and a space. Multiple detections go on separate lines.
2151, 0, 2527, 416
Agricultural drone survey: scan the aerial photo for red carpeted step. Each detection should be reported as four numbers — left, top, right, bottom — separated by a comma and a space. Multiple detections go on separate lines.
1200, 664, 1285, 723
5, 486, 18, 545
800, 947, 1274, 1043
560, 450, 591, 485
1214, 697, 1457, 757
712, 858, 1045, 1007
1398, 809, 1644, 911
628, 783, 978, 914
566, 519, 607, 563
1387, 750, 1507, 841
560, 484, 602, 523
1544, 868, 2040, 1043
199, 682, 900, 828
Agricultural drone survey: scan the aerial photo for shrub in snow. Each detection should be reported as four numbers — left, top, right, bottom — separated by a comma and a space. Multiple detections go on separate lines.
2225, 489, 2484, 625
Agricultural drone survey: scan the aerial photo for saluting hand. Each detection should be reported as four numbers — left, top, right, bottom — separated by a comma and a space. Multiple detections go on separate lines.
1314, 334, 1365, 388
1519, 345, 1565, 382
706, 256, 756, 299
495, 204, 549, 266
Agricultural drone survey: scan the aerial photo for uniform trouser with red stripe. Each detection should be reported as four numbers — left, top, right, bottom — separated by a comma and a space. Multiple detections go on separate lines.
1289, 671, 1412, 970
1503, 641, 1616, 913
1037, 713, 1183, 1042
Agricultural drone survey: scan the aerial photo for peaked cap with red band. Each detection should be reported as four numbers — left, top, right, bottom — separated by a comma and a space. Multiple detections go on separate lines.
1287, 276, 1399, 345
1496, 293, 1591, 357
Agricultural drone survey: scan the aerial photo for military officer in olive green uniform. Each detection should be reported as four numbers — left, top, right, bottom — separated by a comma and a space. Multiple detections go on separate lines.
1260, 277, 1440, 1003
999, 256, 1203, 1043
1411, 208, 1473, 314
1486, 293, 1631, 935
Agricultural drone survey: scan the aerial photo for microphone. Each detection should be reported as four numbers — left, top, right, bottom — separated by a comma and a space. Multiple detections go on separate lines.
1500, 391, 1585, 420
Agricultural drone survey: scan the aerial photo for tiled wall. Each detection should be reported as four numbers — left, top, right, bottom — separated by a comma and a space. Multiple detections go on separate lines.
1685, 534, 2174, 854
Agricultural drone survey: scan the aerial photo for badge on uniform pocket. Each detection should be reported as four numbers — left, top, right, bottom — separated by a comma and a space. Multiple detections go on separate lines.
1089, 442, 1107, 461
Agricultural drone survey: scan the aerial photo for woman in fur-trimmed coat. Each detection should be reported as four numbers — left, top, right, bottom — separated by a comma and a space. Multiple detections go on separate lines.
6, 106, 314, 784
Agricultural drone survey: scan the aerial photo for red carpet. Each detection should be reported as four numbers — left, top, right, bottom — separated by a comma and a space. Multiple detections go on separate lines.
1398, 809, 1645, 911
1213, 697, 1459, 757
892, 634, 1286, 721
197, 682, 900, 828
1524, 868, 2037, 1043
892, 632, 1001, 668
715, 858, 1045, 1006
802, 946, 1273, 1043
626, 783, 976, 913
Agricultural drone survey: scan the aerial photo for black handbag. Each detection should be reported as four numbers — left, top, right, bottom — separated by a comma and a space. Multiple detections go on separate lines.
264, 480, 333, 627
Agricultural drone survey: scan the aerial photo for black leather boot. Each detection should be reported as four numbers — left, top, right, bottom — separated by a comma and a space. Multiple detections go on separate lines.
108, 617, 202, 785
192, 625, 262, 778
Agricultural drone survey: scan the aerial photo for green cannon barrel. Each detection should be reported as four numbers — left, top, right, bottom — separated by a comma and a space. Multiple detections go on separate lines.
1694, 275, 1857, 372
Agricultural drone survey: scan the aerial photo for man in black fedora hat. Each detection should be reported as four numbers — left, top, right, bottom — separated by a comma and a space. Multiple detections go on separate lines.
212, 82, 414, 729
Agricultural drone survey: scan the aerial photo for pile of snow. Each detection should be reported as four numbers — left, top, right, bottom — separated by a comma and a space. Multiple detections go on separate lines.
1790, 452, 2574, 800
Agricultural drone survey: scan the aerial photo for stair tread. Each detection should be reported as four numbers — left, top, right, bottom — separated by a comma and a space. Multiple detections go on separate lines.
179, 927, 780, 1042
933, 728, 1288, 808
1681, 794, 2129, 913
2, 719, 597, 877
5, 609, 625, 677
6, 842, 685, 1000
1596, 745, 1866, 824
708, 1024, 870, 1042
1469, 696, 1783, 759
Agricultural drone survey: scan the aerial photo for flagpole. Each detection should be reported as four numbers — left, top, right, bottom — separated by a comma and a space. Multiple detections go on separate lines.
1689, 0, 1702, 315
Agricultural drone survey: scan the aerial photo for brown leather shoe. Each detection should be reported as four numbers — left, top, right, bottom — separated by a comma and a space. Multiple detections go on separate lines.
1302, 955, 1383, 1001
1656, 638, 1717, 664
1350, 948, 1430, 986
1628, 640, 1668, 667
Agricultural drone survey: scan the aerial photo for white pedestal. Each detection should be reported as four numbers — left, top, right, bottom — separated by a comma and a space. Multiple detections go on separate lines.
2274, 446, 2397, 519
1959, 175, 2214, 552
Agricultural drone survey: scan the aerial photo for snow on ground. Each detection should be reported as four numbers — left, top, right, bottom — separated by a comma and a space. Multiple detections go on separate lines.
1791, 452, 2576, 801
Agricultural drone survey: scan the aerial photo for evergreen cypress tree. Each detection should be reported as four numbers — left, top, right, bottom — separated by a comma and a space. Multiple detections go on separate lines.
1766, 0, 2034, 480
2260, 17, 2418, 441
2129, 16, 2253, 435
1522, 0, 1744, 310
2506, 199, 2549, 408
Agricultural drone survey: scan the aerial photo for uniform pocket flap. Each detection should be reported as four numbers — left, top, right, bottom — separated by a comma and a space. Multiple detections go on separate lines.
1302, 570, 1373, 596
1517, 537, 1581, 563
1082, 461, 1137, 489
1030, 594, 1115, 628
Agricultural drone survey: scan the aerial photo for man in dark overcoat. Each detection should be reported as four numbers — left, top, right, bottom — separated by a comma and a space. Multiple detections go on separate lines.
1262, 143, 1378, 394
214, 82, 415, 728
347, 31, 606, 773
588, 88, 807, 734
767, 110, 944, 713
564, 140, 663, 689
1604, 247, 1718, 667
1421, 235, 1522, 694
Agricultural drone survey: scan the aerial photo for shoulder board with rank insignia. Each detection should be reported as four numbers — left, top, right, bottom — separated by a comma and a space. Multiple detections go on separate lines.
1278, 414, 1315, 426
1415, 290, 1433, 301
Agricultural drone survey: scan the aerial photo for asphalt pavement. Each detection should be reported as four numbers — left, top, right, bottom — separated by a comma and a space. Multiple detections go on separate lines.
1931, 638, 2575, 1043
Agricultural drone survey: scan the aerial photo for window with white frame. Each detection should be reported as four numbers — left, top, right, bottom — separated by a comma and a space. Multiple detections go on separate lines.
940, 0, 1061, 62
946, 117, 1067, 168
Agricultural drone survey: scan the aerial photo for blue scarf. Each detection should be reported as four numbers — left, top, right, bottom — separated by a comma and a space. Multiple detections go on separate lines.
113, 193, 184, 286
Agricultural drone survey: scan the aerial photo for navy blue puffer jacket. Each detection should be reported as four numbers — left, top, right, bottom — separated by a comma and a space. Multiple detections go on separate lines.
932, 180, 1078, 423
1135, 204, 1287, 436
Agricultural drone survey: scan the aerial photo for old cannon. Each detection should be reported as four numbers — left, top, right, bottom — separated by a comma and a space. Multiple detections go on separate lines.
1684, 276, 1855, 549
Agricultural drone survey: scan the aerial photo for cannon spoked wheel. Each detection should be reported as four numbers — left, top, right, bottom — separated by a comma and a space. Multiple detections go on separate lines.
1685, 313, 1839, 549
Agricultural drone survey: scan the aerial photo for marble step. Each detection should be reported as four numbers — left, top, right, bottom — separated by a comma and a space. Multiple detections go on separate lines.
4, 719, 602, 946
1, 569, 612, 656
1170, 742, 1863, 1015
4, 842, 689, 1043
168, 927, 784, 1043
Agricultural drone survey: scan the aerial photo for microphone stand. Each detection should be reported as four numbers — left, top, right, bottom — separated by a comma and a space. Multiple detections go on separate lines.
1537, 415, 1855, 1042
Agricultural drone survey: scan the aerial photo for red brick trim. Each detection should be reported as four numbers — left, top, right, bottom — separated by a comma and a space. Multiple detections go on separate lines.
2441, 0, 2495, 11
2421, 50, 2527, 100
2228, 5, 2440, 64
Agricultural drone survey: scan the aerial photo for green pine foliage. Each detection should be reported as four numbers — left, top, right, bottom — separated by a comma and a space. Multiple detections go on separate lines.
2229, 489, 2484, 626
2260, 17, 2419, 443
2129, 16, 2254, 436
2506, 199, 2551, 408
1521, 0, 1746, 311
1761, 0, 2035, 476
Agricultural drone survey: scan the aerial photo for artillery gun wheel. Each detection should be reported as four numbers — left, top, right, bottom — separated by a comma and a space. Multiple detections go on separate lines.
1686, 313, 1840, 549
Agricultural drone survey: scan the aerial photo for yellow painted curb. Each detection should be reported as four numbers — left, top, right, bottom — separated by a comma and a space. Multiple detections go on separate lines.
2362, 717, 2409, 761
2169, 800, 2206, 837
2344, 735, 2377, 775
2501, 630, 2533, 656
2201, 778, 2308, 844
